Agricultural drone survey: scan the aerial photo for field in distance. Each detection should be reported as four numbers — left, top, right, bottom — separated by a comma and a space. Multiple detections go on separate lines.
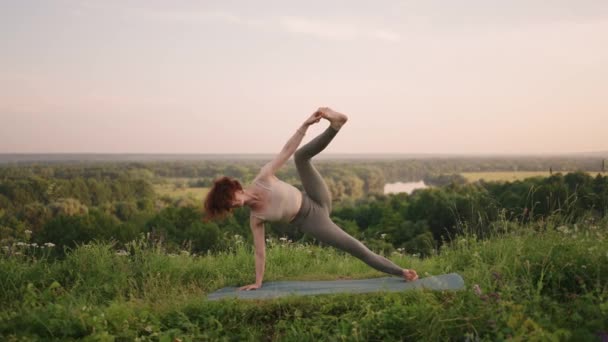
153, 177, 209, 200
460, 171, 603, 183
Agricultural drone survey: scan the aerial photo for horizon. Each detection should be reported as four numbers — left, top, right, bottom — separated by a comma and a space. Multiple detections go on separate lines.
1, 1, 607, 154
1, 150, 607, 163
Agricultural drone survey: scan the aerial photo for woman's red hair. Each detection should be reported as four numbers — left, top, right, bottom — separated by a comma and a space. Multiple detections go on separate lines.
203, 176, 243, 221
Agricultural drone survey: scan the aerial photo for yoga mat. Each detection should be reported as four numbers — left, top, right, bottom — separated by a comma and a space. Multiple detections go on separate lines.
207, 273, 464, 301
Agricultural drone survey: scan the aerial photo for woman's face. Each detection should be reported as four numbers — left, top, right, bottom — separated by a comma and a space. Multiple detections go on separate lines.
231, 189, 245, 208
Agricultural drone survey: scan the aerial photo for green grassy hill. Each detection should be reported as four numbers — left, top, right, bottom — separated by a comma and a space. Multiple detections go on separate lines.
1, 219, 607, 341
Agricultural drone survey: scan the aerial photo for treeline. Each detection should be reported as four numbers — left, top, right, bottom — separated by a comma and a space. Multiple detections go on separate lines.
2, 156, 606, 203
1, 162, 606, 257
330, 171, 608, 256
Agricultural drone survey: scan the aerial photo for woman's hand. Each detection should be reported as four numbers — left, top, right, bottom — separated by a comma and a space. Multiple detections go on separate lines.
303, 111, 323, 126
238, 283, 262, 291
403, 269, 419, 282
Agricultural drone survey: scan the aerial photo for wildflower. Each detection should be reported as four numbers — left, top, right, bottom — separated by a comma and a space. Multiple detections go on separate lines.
15, 242, 27, 247
234, 234, 241, 240
180, 250, 190, 256
473, 284, 482, 296
266, 238, 271, 243
380, 233, 387, 239
116, 250, 128, 256
279, 237, 287, 242
44, 242, 55, 248
288, 239, 292, 243
25, 230, 32, 235
30, 243, 38, 248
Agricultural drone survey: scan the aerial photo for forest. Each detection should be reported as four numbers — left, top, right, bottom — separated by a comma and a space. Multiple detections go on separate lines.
1, 156, 606, 257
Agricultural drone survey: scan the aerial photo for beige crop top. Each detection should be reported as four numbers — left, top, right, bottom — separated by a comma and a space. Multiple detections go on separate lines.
250, 176, 302, 223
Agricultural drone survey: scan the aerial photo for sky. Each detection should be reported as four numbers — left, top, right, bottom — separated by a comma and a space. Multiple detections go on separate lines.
1, 0, 607, 155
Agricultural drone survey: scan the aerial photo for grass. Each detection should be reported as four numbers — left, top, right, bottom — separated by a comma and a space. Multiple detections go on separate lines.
1, 220, 607, 341
460, 171, 602, 183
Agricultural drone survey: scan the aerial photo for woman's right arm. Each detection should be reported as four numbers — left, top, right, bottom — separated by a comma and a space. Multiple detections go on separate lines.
238, 216, 266, 291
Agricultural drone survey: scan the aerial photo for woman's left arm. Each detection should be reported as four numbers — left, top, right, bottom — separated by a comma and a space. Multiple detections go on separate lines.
257, 111, 322, 178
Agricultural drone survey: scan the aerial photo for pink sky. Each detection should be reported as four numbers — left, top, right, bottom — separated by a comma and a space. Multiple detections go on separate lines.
1, 0, 607, 154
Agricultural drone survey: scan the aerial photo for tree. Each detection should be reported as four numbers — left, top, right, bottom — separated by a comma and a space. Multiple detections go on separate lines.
184, 221, 220, 252
115, 201, 138, 221
49, 198, 89, 216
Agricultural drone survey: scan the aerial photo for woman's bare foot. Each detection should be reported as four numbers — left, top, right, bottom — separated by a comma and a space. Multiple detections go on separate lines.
317, 107, 348, 130
403, 269, 419, 282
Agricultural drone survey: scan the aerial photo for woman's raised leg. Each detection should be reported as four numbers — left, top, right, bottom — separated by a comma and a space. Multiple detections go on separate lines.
294, 126, 338, 212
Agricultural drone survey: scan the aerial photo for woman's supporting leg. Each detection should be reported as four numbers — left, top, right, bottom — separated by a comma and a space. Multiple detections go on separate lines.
301, 211, 404, 276
294, 126, 338, 213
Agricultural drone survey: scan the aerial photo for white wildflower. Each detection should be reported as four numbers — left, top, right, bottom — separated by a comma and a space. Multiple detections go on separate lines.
473, 284, 482, 296
380, 233, 387, 239
30, 243, 38, 248
115, 250, 128, 256
279, 237, 287, 242
25, 230, 32, 235
15, 242, 27, 247
44, 242, 56, 248
180, 250, 190, 256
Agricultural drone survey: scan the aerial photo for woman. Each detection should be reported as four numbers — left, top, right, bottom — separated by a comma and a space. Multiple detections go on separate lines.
204, 107, 419, 291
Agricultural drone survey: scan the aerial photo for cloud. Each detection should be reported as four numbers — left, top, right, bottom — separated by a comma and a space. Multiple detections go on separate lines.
368, 29, 401, 42
279, 16, 401, 42
72, 2, 242, 25
71, 2, 401, 42
279, 16, 358, 40
125, 8, 242, 25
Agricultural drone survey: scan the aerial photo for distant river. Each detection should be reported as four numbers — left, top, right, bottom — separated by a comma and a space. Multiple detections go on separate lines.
384, 181, 429, 195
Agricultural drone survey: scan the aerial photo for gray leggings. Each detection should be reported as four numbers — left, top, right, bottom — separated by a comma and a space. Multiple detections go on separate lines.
291, 126, 404, 276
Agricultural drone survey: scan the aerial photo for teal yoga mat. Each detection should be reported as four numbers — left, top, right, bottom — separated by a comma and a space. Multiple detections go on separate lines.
207, 273, 464, 301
